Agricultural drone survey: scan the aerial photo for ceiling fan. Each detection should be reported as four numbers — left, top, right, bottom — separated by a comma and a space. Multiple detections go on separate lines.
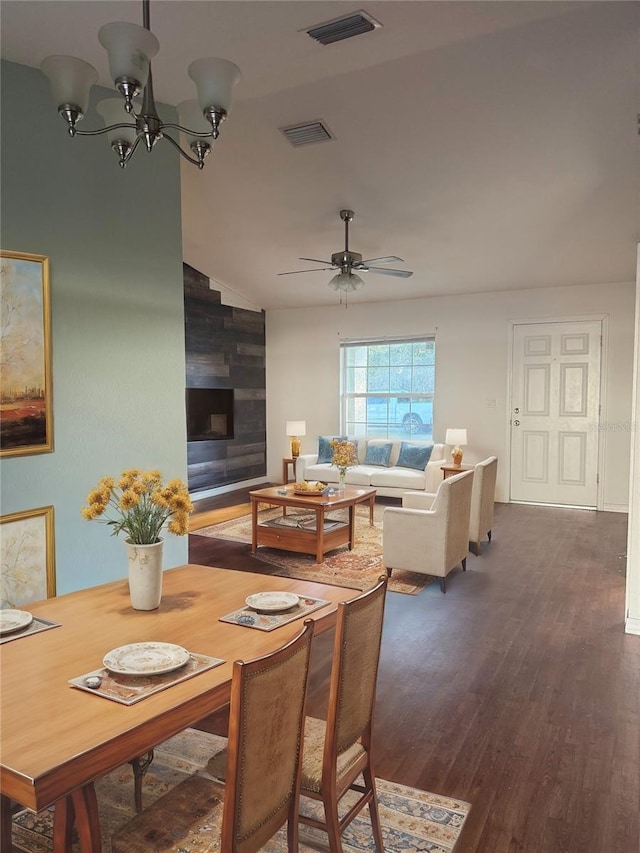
278, 210, 413, 295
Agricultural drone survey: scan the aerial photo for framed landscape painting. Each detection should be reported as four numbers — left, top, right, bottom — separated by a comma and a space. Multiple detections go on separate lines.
1, 505, 56, 607
0, 251, 53, 457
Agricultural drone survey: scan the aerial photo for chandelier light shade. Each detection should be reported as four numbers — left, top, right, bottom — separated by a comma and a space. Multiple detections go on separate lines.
96, 97, 138, 152
445, 428, 468, 466
40, 0, 241, 170
286, 420, 306, 458
97, 21, 159, 101
188, 58, 241, 115
41, 55, 98, 118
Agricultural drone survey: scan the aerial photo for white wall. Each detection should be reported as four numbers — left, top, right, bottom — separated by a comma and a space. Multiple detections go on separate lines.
625, 248, 640, 635
266, 280, 635, 508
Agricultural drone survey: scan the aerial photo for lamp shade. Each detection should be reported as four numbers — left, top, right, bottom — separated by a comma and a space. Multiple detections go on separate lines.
286, 420, 306, 437
328, 272, 364, 292
98, 21, 159, 89
445, 428, 467, 447
96, 98, 137, 146
188, 57, 241, 114
41, 55, 98, 112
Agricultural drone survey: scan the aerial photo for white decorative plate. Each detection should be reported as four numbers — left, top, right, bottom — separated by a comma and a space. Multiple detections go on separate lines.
0, 609, 33, 635
102, 642, 190, 676
245, 592, 300, 613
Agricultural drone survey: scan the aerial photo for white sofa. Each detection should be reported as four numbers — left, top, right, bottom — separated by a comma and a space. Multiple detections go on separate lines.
295, 437, 446, 498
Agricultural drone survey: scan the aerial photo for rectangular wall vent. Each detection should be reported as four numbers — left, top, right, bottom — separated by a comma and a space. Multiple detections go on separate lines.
305, 11, 381, 46
280, 120, 334, 147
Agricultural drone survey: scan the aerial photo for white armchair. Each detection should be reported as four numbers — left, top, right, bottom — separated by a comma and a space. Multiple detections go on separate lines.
382, 469, 474, 593
468, 456, 498, 555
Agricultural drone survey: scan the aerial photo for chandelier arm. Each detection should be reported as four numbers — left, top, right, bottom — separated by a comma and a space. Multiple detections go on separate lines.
160, 122, 214, 140
74, 122, 137, 138
161, 132, 206, 167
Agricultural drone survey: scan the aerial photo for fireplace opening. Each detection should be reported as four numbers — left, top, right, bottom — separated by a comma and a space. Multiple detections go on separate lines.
186, 388, 234, 440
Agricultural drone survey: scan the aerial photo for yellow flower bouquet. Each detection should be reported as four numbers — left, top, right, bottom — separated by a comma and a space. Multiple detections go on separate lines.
331, 439, 358, 479
81, 469, 193, 544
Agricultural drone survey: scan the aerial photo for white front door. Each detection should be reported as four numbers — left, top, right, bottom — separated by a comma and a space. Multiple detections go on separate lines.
510, 320, 601, 507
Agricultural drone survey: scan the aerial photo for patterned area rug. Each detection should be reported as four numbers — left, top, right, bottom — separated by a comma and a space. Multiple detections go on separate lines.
194, 504, 434, 595
12, 728, 470, 853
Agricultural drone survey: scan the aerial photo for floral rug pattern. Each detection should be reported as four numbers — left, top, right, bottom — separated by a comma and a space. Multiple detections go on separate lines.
12, 729, 470, 852
195, 505, 434, 595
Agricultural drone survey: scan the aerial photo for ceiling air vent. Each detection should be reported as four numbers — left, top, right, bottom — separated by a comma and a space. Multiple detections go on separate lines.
280, 120, 334, 147
304, 11, 382, 46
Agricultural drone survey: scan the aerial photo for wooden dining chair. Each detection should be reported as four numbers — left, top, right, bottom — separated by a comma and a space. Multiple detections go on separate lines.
299, 576, 388, 853
111, 619, 315, 853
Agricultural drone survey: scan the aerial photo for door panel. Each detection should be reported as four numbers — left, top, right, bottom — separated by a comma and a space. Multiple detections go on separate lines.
510, 320, 601, 507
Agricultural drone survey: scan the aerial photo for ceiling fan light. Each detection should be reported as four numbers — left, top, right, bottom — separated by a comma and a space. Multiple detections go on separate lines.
41, 55, 98, 114
328, 272, 364, 292
98, 21, 159, 91
188, 57, 241, 114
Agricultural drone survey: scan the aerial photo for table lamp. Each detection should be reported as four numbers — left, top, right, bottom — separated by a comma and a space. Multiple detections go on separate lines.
286, 420, 306, 458
445, 428, 467, 466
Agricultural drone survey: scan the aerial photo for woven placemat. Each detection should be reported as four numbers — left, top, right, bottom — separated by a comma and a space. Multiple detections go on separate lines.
68, 653, 224, 705
219, 596, 329, 631
0, 616, 61, 645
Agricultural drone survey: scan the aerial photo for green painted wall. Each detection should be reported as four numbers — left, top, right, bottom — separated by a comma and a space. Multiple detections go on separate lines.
0, 60, 188, 593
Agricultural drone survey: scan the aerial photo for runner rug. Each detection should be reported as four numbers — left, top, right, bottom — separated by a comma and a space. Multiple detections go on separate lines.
193, 504, 435, 595
12, 728, 471, 853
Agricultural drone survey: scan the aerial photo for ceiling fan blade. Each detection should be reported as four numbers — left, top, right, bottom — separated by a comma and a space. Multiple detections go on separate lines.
299, 257, 334, 265
360, 255, 405, 265
277, 267, 335, 275
364, 267, 414, 278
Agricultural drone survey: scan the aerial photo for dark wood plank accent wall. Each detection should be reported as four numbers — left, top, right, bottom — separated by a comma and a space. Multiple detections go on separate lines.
184, 263, 266, 493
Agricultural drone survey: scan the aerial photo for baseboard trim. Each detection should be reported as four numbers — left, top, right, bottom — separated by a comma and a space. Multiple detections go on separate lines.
625, 615, 640, 636
603, 503, 629, 514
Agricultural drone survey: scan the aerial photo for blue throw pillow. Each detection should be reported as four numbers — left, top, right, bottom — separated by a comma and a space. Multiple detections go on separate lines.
397, 442, 433, 471
364, 442, 393, 467
317, 435, 347, 464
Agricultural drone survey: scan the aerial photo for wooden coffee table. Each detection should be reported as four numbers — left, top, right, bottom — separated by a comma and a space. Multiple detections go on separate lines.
249, 485, 376, 563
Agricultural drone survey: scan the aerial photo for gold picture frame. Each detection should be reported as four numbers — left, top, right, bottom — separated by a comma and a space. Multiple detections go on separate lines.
1, 505, 56, 607
0, 250, 53, 457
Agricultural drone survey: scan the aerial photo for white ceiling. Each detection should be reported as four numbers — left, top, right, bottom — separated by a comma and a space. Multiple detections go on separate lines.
2, 1, 639, 309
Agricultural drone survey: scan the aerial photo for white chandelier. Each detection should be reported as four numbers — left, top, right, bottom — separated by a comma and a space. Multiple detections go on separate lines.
41, 0, 240, 170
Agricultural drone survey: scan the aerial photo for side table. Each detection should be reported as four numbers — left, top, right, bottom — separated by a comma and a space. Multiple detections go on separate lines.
441, 463, 474, 479
282, 456, 297, 485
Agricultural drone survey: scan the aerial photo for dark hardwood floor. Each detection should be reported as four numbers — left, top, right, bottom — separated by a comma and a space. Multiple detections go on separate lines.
189, 490, 638, 853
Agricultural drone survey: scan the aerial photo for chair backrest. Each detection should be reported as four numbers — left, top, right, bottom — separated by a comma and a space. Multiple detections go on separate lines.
469, 456, 498, 539
221, 619, 315, 853
322, 576, 387, 775
431, 469, 474, 568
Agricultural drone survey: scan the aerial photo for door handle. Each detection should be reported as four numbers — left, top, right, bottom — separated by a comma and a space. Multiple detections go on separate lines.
513, 420, 520, 426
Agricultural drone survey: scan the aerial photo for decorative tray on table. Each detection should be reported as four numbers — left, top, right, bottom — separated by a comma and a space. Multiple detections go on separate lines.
293, 481, 327, 495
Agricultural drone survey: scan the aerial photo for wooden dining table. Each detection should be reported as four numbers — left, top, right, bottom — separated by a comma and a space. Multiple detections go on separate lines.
0, 563, 356, 852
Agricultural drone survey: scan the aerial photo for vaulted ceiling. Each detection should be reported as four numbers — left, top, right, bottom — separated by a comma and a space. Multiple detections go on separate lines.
2, 1, 638, 309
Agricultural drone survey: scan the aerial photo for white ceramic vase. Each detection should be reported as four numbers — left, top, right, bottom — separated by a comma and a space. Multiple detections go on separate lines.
125, 538, 164, 611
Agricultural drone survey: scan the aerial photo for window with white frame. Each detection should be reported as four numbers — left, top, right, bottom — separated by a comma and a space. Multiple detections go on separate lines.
340, 337, 435, 439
